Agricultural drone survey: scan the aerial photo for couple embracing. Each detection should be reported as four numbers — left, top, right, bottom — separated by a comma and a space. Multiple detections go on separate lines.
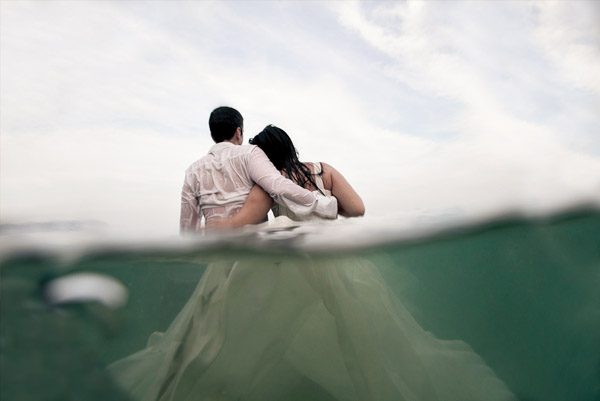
109, 106, 516, 401
180, 106, 365, 231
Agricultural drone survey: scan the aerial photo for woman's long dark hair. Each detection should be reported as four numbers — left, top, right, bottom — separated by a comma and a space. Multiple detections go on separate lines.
250, 125, 324, 194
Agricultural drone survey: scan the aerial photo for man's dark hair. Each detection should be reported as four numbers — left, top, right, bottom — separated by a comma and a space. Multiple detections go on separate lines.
208, 106, 243, 143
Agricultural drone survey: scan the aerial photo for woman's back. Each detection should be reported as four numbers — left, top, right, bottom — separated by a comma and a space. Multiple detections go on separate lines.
273, 162, 332, 221
219, 125, 365, 228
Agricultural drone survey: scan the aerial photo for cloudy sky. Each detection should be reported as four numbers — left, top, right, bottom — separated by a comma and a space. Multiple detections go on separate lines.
1, 0, 599, 235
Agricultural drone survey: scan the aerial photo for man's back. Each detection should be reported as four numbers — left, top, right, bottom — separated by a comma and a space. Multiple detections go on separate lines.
183, 142, 256, 223
181, 141, 331, 232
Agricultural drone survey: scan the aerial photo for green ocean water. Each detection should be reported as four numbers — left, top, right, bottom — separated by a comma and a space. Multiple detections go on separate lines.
1, 208, 599, 401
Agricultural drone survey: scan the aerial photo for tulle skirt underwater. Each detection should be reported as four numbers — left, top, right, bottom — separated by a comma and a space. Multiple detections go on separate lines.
108, 253, 516, 401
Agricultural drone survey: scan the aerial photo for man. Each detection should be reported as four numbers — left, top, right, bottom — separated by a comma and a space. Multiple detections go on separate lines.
180, 106, 337, 232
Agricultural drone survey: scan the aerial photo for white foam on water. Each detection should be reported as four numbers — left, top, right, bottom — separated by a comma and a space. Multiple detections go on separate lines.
44, 272, 128, 309
1, 198, 599, 260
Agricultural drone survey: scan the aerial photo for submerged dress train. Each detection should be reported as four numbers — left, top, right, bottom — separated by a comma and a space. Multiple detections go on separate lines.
109, 168, 515, 401
109, 253, 515, 401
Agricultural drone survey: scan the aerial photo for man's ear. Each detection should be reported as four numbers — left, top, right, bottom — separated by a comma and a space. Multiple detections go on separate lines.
234, 127, 243, 144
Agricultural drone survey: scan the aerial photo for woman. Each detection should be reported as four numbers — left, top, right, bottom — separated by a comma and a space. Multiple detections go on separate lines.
109, 127, 515, 401
205, 125, 515, 401
218, 124, 364, 228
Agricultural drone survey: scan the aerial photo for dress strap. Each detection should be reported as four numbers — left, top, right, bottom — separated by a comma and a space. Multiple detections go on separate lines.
311, 162, 327, 194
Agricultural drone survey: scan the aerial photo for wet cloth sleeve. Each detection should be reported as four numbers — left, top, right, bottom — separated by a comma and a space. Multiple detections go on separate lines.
247, 147, 337, 219
180, 174, 200, 233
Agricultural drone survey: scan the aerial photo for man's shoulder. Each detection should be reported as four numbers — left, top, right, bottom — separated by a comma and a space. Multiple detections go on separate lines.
184, 155, 210, 173
214, 144, 257, 161
229, 144, 256, 155
184, 144, 257, 172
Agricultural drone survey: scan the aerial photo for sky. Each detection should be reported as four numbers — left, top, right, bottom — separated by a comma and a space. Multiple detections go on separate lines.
1, 0, 599, 236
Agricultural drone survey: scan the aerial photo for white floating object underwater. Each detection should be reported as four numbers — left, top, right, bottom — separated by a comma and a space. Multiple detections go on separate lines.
44, 272, 128, 309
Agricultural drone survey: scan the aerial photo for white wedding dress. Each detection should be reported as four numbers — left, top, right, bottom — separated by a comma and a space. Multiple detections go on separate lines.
109, 164, 516, 401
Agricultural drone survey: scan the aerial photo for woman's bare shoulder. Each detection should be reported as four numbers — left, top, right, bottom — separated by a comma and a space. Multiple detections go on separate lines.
318, 162, 365, 217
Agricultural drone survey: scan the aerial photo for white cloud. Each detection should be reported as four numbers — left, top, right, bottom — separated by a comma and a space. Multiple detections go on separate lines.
0, 128, 202, 235
534, 1, 600, 94
335, 0, 600, 216
1, 0, 599, 235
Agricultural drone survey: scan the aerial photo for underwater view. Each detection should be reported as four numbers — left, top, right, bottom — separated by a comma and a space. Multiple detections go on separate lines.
1, 206, 599, 401
2, 1, 600, 400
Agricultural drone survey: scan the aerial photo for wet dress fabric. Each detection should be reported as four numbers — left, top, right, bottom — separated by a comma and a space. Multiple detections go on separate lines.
110, 163, 515, 401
